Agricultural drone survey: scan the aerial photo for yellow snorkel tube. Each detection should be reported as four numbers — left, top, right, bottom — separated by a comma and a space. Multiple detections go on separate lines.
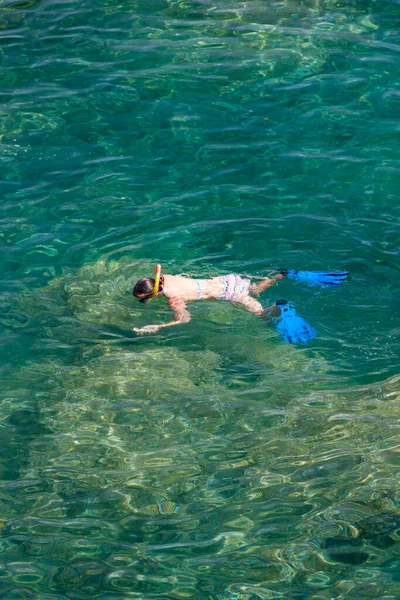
150, 264, 162, 300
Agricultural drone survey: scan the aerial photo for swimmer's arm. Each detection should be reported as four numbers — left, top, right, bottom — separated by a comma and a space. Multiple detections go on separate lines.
133, 298, 191, 335
163, 297, 191, 328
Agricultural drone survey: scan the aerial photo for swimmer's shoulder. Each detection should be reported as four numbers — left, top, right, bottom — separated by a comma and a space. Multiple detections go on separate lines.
162, 274, 189, 294
163, 273, 186, 285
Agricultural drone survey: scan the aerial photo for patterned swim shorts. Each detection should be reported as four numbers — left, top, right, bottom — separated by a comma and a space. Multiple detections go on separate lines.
220, 274, 251, 302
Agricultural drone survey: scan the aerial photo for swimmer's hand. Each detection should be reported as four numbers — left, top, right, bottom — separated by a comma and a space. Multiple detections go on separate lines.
133, 325, 160, 335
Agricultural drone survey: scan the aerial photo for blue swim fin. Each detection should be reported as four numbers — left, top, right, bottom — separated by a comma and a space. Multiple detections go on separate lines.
284, 270, 349, 288
281, 269, 349, 287
273, 300, 317, 344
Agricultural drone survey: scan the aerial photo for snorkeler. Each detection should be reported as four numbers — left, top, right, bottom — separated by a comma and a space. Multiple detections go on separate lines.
132, 265, 348, 342
133, 266, 284, 335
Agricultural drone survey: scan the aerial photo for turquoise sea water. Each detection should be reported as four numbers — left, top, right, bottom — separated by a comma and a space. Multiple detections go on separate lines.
0, 0, 399, 598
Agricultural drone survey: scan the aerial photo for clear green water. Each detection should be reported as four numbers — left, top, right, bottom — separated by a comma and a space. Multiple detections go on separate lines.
0, 0, 399, 598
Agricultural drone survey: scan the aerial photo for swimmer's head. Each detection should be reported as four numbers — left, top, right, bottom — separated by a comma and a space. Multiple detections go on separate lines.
133, 276, 163, 303
133, 277, 155, 303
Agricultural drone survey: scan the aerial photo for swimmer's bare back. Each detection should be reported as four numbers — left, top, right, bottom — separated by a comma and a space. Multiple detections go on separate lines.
133, 272, 284, 335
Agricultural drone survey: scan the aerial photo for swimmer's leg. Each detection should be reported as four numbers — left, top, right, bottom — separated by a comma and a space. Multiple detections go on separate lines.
233, 296, 275, 316
249, 273, 285, 296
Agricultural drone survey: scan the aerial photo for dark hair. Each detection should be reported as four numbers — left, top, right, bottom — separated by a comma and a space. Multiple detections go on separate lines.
133, 277, 155, 303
